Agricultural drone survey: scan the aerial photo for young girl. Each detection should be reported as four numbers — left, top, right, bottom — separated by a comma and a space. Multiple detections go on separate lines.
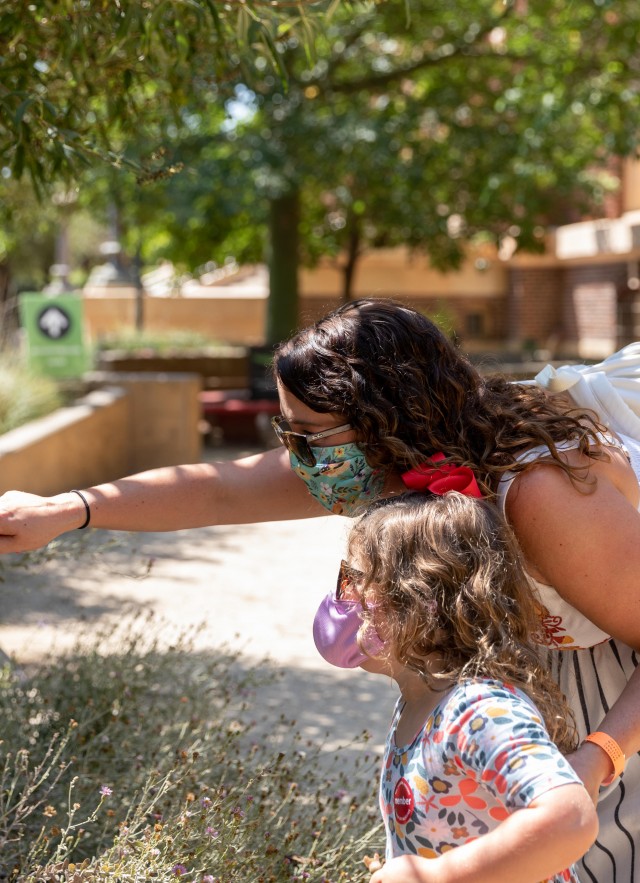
314, 492, 598, 883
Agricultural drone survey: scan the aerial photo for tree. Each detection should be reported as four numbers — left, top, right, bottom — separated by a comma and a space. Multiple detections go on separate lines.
256, 0, 640, 339
3, 1, 640, 343
121, 0, 640, 341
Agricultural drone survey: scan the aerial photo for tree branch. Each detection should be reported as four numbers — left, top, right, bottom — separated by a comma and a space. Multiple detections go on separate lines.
310, 1, 519, 95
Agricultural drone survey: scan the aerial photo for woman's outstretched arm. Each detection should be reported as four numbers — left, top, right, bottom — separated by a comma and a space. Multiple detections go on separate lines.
0, 446, 326, 553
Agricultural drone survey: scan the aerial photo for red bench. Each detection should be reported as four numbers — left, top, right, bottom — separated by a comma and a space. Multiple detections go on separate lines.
200, 390, 280, 444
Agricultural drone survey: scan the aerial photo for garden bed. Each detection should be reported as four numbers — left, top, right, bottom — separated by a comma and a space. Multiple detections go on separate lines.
96, 347, 250, 391
0, 373, 201, 496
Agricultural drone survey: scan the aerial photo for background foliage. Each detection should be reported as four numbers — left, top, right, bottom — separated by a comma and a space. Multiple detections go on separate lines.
2, 1, 640, 341
0, 354, 62, 434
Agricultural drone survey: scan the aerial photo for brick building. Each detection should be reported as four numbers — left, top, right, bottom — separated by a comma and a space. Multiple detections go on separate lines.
506, 158, 640, 359
297, 158, 640, 360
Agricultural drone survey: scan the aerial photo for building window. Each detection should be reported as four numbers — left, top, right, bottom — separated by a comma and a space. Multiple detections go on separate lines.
466, 313, 484, 338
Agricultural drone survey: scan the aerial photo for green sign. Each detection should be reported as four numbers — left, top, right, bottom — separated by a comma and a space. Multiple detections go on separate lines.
19, 293, 90, 378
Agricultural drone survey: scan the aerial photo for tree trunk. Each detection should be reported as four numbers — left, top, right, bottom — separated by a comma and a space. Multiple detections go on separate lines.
134, 242, 144, 332
266, 190, 300, 345
0, 261, 17, 348
341, 223, 361, 303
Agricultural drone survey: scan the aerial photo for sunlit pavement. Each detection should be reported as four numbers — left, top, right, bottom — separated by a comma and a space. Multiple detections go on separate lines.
0, 444, 396, 753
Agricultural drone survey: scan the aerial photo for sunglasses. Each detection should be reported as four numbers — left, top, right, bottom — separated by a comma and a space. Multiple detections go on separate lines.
271, 416, 352, 467
336, 559, 364, 599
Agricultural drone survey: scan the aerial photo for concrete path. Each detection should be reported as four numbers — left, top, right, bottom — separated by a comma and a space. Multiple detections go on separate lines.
0, 444, 397, 755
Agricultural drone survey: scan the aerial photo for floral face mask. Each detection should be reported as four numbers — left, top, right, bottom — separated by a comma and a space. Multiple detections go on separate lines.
289, 443, 386, 516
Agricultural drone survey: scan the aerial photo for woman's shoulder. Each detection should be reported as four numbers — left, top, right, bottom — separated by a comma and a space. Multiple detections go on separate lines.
498, 431, 636, 498
502, 446, 640, 647
505, 442, 639, 526
505, 447, 637, 564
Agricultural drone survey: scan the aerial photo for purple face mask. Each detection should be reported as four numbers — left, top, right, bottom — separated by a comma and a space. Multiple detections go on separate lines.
313, 591, 386, 669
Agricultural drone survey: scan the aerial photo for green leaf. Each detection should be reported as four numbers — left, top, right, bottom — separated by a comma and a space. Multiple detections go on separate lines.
12, 143, 25, 179
13, 97, 35, 126
325, 0, 343, 22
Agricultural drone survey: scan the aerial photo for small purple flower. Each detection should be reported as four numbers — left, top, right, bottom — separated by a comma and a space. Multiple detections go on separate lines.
202, 877, 216, 883
99, 785, 113, 797
172, 865, 187, 877
206, 827, 219, 838
201, 796, 212, 808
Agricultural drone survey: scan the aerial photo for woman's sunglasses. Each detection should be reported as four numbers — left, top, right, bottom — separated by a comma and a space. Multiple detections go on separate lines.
271, 416, 352, 467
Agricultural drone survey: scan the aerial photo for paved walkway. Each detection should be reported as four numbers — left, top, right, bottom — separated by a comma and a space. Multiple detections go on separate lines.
0, 445, 396, 754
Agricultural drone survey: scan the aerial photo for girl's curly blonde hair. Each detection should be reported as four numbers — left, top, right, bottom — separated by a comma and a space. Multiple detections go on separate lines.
349, 492, 577, 754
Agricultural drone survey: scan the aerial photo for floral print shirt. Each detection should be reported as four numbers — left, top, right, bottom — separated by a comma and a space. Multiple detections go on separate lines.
380, 679, 584, 883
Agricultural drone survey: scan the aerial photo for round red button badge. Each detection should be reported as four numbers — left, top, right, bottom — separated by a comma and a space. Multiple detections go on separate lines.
393, 777, 415, 824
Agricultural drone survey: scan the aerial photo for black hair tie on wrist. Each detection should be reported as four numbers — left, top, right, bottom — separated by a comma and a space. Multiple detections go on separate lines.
70, 489, 91, 529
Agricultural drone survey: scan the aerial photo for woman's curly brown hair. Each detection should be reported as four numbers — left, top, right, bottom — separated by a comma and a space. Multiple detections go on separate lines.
350, 492, 577, 753
273, 298, 607, 495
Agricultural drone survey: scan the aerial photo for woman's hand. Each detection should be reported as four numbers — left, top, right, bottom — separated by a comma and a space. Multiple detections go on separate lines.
0, 491, 84, 553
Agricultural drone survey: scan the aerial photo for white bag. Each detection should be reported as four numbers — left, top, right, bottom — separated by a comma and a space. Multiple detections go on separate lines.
523, 343, 640, 441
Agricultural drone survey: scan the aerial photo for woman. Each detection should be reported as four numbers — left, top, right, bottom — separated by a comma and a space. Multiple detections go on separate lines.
1, 298, 639, 881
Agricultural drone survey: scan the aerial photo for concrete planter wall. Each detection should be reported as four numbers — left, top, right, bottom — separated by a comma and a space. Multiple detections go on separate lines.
96, 348, 250, 390
0, 373, 201, 496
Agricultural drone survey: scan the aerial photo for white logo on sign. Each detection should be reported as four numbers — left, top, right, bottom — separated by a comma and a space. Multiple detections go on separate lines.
38, 306, 71, 339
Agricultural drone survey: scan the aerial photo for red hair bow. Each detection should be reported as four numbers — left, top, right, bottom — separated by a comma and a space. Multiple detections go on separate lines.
401, 452, 482, 498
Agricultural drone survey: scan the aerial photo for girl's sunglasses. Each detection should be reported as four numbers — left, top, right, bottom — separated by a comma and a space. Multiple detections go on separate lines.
271, 416, 352, 467
336, 559, 364, 599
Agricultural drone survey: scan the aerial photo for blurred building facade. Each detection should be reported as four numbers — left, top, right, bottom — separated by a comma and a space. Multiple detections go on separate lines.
508, 157, 640, 358
83, 158, 640, 360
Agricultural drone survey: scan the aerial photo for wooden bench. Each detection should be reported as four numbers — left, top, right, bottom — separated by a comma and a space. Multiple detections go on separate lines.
199, 389, 280, 444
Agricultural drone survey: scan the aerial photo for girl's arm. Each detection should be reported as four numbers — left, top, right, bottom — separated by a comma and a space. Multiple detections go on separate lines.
0, 446, 327, 553
369, 783, 597, 883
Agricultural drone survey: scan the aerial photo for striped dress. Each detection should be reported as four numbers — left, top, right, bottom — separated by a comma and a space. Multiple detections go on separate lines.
497, 431, 640, 883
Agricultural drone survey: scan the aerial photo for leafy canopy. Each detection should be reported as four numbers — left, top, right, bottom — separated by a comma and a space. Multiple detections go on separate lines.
123, 0, 640, 279
0, 0, 339, 190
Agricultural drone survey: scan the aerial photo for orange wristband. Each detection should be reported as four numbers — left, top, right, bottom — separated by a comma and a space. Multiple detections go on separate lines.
584, 731, 626, 785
